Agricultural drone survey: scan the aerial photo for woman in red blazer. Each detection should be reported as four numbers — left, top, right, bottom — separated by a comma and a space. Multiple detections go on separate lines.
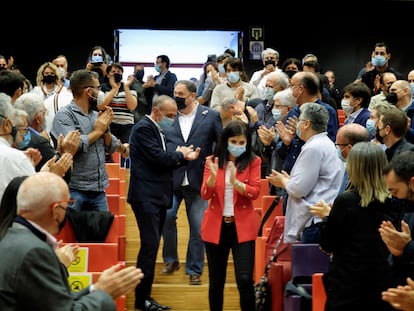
200, 119, 262, 311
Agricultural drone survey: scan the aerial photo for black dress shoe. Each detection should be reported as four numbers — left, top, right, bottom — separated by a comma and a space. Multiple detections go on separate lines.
189, 274, 202, 285
145, 298, 171, 310
161, 261, 180, 274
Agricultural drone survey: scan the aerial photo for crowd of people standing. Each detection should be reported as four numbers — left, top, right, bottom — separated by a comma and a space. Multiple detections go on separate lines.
1, 39, 414, 311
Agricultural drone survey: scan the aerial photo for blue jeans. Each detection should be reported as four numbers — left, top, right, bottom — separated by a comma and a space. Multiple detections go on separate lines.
162, 186, 208, 276
69, 189, 108, 212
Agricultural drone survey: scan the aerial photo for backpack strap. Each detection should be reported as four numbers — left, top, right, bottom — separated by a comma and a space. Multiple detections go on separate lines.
258, 195, 281, 236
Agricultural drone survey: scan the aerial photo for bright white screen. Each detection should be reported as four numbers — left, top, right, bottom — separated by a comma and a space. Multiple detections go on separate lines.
116, 28, 241, 64
115, 29, 242, 80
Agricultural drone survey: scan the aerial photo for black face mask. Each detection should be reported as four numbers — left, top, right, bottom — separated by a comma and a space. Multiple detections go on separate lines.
375, 127, 385, 144
0, 124, 17, 140
114, 73, 123, 83
43, 75, 57, 84
88, 92, 98, 111
284, 70, 297, 79
57, 213, 67, 233
386, 92, 398, 104
134, 70, 144, 81
174, 96, 187, 110
264, 59, 276, 66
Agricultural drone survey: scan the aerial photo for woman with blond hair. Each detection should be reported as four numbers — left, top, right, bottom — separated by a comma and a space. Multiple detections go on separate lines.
319, 141, 403, 311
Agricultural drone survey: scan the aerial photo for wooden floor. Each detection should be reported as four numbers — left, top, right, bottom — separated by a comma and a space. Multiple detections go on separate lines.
125, 170, 240, 311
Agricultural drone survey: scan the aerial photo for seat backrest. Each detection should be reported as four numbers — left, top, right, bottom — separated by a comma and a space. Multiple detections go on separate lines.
265, 216, 289, 262
337, 109, 345, 127
291, 243, 330, 279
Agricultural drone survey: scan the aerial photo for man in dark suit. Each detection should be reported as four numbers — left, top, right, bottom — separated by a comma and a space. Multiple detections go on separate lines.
0, 171, 143, 311
143, 54, 177, 107
161, 80, 223, 285
128, 94, 200, 311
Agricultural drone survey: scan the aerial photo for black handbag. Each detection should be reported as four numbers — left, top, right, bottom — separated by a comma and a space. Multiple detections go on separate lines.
254, 232, 284, 311
67, 210, 114, 242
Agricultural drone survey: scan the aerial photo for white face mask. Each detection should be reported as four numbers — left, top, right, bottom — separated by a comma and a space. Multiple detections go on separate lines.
341, 99, 353, 114
57, 67, 66, 78
97, 90, 105, 105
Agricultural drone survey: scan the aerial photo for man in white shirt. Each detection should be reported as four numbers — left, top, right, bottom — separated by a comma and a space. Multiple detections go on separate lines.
249, 48, 281, 99
0, 93, 36, 201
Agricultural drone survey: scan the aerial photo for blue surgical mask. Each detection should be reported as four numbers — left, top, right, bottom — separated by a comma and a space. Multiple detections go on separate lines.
154, 65, 161, 73
372, 55, 387, 67
271, 109, 282, 122
296, 121, 301, 139
91, 55, 103, 63
218, 64, 225, 74
410, 82, 414, 97
227, 143, 246, 157
336, 145, 346, 162
365, 119, 376, 137
264, 87, 275, 101
158, 117, 174, 130
227, 72, 240, 84
18, 130, 31, 150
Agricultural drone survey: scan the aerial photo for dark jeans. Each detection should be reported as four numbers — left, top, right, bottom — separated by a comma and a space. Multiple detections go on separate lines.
301, 222, 321, 244
205, 222, 255, 311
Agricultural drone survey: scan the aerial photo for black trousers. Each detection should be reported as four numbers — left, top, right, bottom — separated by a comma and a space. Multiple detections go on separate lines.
205, 221, 255, 311
131, 201, 166, 309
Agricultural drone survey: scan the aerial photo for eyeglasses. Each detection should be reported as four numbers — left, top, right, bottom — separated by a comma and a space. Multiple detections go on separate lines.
17, 127, 29, 134
335, 143, 349, 147
48, 199, 75, 211
84, 85, 101, 90
298, 119, 309, 123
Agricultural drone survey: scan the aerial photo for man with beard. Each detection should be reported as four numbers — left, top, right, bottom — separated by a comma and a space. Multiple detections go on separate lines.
380, 151, 414, 310
51, 69, 128, 212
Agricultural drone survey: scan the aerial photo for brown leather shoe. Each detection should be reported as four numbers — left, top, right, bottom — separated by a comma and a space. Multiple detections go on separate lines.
161, 261, 180, 274
189, 274, 202, 285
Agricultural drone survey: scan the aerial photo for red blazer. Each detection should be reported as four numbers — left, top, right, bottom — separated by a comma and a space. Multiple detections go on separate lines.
200, 155, 262, 244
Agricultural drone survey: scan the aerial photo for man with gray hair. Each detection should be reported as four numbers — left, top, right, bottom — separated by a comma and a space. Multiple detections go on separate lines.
0, 93, 36, 201
14, 92, 79, 176
250, 47, 281, 99
267, 102, 344, 243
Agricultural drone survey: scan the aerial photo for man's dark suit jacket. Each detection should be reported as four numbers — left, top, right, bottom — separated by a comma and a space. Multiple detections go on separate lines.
165, 104, 223, 192
144, 70, 177, 106
25, 128, 72, 183
27, 128, 57, 171
127, 115, 186, 208
0, 216, 115, 311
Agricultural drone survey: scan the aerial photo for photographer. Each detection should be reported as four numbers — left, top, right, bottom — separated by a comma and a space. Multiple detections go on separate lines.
86, 45, 111, 84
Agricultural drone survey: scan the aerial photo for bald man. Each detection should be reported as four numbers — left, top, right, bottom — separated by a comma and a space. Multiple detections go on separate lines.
335, 123, 371, 192
0, 172, 143, 311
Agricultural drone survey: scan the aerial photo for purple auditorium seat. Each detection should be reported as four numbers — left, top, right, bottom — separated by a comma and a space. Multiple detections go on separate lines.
283, 243, 330, 311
